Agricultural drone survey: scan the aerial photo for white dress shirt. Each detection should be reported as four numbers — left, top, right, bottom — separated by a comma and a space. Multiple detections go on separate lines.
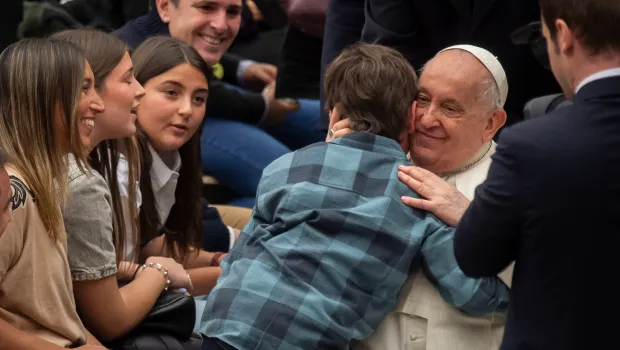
575, 67, 620, 93
116, 144, 181, 260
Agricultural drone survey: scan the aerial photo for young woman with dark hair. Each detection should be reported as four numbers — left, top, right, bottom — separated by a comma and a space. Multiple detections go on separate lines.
125, 36, 224, 296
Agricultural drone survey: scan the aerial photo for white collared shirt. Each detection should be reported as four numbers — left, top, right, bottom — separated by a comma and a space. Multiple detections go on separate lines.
118, 143, 238, 258
116, 143, 181, 260
117, 144, 181, 224
147, 143, 182, 225
575, 67, 620, 93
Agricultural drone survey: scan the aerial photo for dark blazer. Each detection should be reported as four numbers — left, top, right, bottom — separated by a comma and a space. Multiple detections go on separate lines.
319, 0, 365, 128
115, 11, 265, 124
360, 0, 560, 128
454, 75, 620, 350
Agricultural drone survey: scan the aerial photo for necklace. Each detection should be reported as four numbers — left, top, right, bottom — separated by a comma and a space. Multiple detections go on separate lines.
443, 143, 492, 182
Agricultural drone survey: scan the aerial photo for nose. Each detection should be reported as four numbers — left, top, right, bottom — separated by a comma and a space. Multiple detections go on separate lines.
178, 97, 193, 118
90, 90, 105, 113
134, 79, 146, 101
209, 10, 228, 32
418, 104, 441, 129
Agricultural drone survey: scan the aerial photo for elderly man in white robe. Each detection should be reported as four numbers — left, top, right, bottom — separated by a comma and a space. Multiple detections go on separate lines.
328, 44, 514, 350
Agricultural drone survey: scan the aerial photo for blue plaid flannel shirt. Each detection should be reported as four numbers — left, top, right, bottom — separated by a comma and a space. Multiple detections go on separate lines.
201, 132, 509, 350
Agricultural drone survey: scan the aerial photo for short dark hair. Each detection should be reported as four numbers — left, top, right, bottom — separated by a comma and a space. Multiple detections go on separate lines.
324, 43, 418, 142
540, 0, 620, 55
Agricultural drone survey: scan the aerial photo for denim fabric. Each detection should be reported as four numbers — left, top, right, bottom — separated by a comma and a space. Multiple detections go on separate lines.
200, 84, 324, 207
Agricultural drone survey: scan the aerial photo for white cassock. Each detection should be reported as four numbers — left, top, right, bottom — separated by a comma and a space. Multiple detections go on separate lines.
355, 141, 514, 350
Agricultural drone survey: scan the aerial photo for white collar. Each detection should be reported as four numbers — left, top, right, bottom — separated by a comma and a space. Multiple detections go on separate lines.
440, 141, 494, 180
575, 67, 620, 93
148, 143, 181, 193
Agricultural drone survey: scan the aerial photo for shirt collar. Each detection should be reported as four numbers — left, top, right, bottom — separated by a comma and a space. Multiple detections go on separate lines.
330, 131, 408, 161
575, 67, 620, 93
148, 143, 181, 193
439, 141, 494, 177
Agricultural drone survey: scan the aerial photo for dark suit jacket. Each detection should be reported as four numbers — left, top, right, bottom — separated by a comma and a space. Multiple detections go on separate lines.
361, 0, 560, 127
115, 11, 265, 124
319, 0, 365, 128
454, 75, 620, 350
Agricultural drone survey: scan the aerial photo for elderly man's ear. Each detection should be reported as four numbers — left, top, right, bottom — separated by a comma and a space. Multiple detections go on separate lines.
483, 108, 507, 142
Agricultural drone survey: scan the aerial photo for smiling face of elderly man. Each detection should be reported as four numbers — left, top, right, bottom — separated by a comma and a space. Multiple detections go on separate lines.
410, 47, 508, 175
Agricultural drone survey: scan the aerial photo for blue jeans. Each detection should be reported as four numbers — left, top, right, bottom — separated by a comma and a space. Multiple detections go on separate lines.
201, 88, 324, 208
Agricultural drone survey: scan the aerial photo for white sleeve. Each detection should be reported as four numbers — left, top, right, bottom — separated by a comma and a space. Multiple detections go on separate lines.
117, 155, 142, 262
227, 226, 237, 251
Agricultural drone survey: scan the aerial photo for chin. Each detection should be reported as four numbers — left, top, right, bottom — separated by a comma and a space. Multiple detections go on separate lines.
199, 50, 223, 66
157, 140, 184, 153
80, 136, 91, 149
411, 148, 438, 166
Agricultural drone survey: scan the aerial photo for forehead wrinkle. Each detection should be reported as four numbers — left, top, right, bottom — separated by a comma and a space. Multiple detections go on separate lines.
422, 51, 492, 104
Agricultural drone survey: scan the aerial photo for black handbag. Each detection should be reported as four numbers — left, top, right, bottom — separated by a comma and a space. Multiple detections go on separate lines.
107, 292, 200, 350
113, 334, 203, 350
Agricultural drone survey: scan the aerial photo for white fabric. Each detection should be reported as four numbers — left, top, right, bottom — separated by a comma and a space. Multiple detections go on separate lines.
116, 145, 181, 260
117, 154, 141, 262
575, 67, 620, 93
117, 154, 142, 209
148, 144, 182, 225
439, 45, 508, 107
227, 226, 237, 251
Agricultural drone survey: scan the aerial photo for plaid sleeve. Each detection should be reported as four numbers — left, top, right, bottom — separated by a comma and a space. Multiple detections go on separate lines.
420, 224, 510, 316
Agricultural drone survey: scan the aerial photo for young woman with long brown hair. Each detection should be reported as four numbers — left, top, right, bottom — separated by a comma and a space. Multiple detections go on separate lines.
0, 38, 106, 349
52, 29, 194, 343
123, 36, 224, 297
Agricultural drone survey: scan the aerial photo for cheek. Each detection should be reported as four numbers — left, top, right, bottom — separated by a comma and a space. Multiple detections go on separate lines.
441, 120, 463, 140
228, 18, 241, 35
188, 15, 209, 36
173, 13, 193, 33
114, 85, 134, 106
415, 107, 426, 121
77, 98, 89, 117
187, 108, 206, 134
138, 109, 168, 132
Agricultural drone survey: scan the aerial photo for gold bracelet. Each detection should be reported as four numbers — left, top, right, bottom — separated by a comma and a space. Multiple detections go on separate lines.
143, 262, 171, 291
